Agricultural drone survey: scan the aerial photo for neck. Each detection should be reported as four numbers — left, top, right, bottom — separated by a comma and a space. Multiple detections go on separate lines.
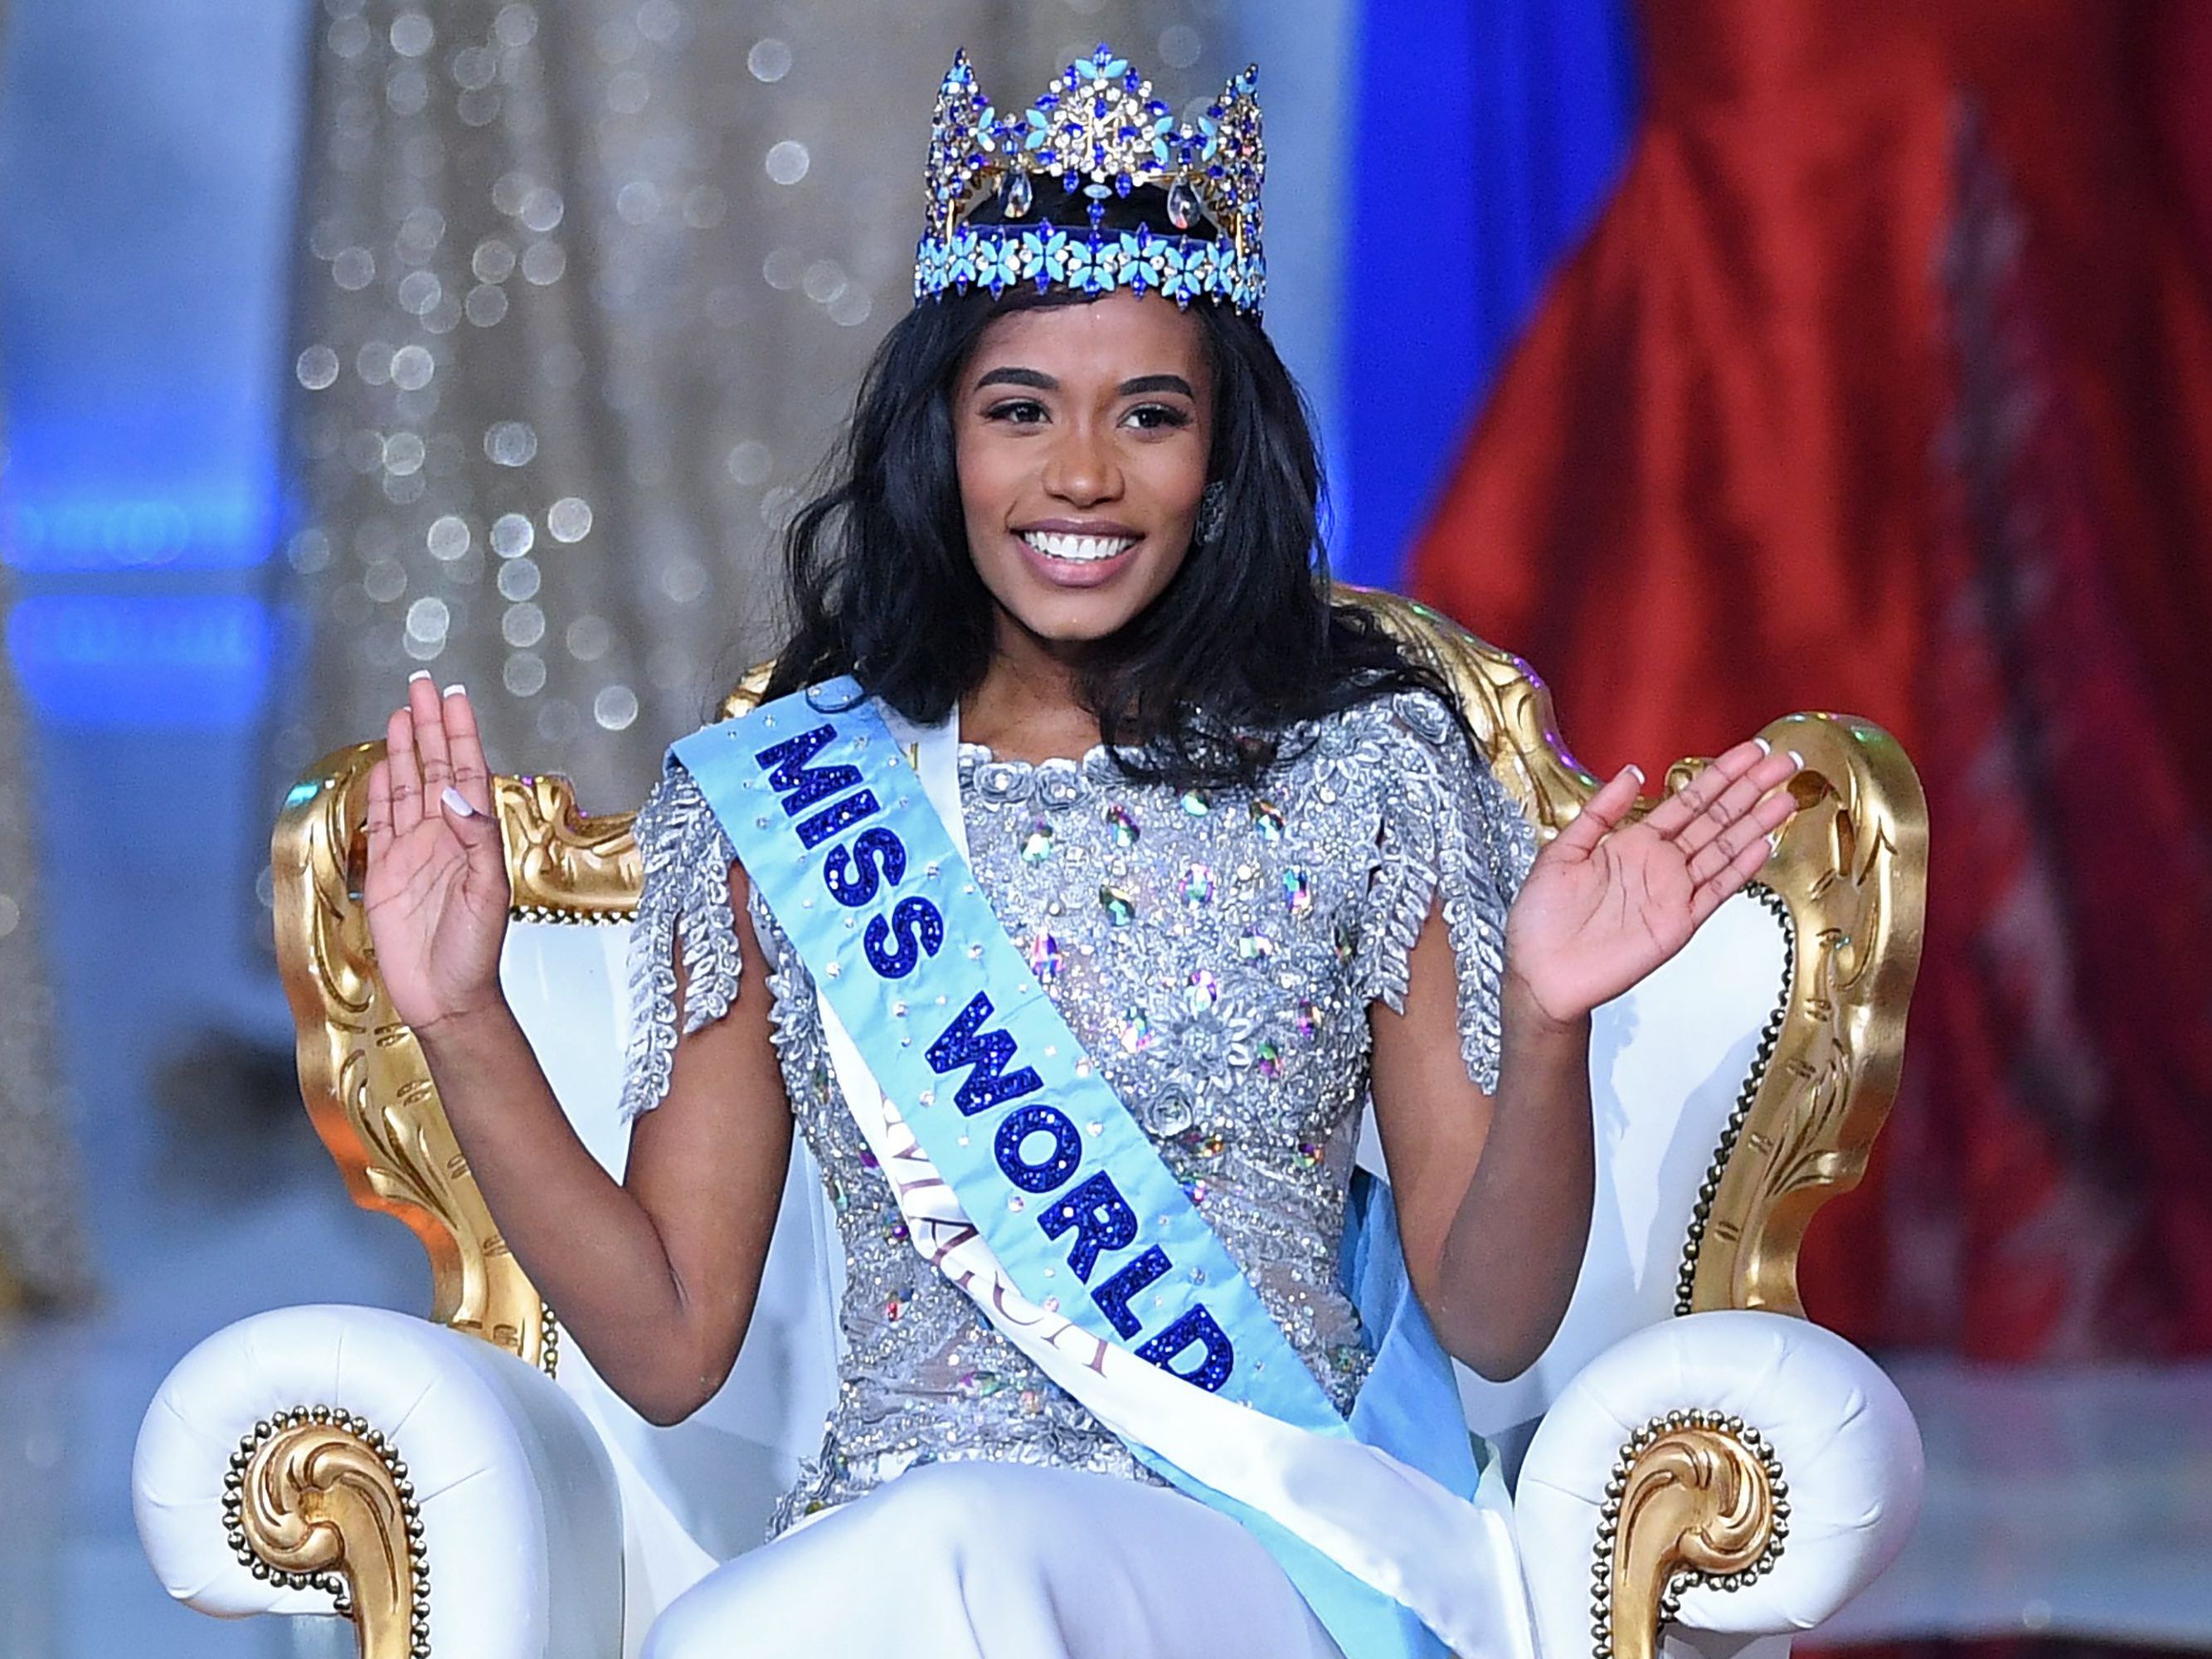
959, 609, 1105, 764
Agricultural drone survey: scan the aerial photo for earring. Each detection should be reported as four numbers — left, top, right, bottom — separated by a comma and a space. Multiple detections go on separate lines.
1195, 480, 1227, 547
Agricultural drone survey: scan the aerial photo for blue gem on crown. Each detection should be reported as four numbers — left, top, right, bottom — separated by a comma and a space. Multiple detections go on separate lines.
915, 44, 1266, 316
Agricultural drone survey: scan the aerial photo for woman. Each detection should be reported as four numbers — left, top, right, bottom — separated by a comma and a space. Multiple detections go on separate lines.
359, 46, 1799, 1659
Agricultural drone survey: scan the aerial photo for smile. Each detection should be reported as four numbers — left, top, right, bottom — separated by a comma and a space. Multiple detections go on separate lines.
1019, 530, 1140, 564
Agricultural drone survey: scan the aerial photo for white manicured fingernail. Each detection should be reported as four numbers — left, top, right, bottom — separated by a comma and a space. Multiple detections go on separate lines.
1787, 751, 1805, 769
440, 786, 478, 820
1753, 737, 1772, 755
1626, 764, 1646, 783
441, 683, 465, 698
408, 669, 432, 684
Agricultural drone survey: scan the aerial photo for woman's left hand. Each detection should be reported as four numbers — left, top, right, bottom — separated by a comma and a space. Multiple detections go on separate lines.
1505, 739, 1801, 1026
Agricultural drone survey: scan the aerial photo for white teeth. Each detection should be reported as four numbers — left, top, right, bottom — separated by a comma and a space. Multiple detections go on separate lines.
1023, 531, 1138, 564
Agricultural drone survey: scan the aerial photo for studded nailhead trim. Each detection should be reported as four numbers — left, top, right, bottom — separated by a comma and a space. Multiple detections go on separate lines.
508, 905, 634, 925
1674, 885, 1795, 1316
538, 1304, 562, 1379
221, 1405, 428, 1652
1589, 1409, 1790, 1658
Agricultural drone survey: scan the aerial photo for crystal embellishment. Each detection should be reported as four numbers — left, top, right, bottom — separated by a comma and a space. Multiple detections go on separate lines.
915, 46, 1269, 316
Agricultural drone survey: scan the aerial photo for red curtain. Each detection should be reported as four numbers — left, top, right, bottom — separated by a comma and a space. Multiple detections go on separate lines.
1409, 0, 2212, 1359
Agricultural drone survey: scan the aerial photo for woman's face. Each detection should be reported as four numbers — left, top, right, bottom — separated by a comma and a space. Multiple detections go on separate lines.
953, 289, 1214, 652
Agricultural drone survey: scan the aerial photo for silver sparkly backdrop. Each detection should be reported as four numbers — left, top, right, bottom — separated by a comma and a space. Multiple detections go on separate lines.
270, 0, 1228, 814
0, 567, 93, 1308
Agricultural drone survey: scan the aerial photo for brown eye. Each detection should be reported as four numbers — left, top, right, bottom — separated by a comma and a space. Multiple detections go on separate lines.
1125, 403, 1191, 431
984, 398, 1048, 425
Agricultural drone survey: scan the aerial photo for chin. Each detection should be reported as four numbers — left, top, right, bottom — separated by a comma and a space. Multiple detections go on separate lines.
983, 535, 1186, 645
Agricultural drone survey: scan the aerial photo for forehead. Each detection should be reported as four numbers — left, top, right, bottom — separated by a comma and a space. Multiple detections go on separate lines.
965, 289, 1208, 385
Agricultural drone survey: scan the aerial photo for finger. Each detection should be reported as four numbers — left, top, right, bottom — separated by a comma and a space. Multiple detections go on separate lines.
386, 706, 424, 831
440, 683, 494, 814
1642, 738, 1773, 838
407, 670, 454, 796
366, 757, 394, 843
1689, 817, 1790, 925
1552, 764, 1645, 856
1674, 748, 1801, 859
1685, 788, 1797, 888
436, 780, 503, 851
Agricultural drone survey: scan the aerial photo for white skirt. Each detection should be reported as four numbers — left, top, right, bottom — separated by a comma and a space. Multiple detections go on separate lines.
641, 1461, 1346, 1659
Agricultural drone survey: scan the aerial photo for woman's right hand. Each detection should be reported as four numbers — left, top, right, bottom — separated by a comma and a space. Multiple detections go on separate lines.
364, 674, 512, 1038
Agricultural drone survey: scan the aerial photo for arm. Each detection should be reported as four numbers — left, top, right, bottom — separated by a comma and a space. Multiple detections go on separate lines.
366, 676, 790, 1426
1371, 737, 1801, 1382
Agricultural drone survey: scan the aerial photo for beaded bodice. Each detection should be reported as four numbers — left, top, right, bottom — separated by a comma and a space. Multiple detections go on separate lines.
619, 689, 1534, 1533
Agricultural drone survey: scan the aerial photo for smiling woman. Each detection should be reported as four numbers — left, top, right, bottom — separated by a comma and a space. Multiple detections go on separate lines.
356, 42, 1803, 1659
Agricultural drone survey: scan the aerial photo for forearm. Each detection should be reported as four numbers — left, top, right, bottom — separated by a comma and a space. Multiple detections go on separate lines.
415, 1005, 707, 1419
1431, 976, 1596, 1380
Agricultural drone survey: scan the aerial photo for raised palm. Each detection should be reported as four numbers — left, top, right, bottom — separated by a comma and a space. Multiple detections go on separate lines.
363, 675, 510, 1036
1506, 739, 1802, 1025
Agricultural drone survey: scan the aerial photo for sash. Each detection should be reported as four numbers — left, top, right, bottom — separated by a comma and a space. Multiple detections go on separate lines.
673, 679, 1536, 1659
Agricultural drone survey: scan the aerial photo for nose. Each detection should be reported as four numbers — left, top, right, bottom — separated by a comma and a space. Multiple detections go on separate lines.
1041, 420, 1123, 508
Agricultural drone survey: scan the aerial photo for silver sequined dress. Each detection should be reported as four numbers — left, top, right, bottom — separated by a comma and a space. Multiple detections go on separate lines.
619, 688, 1535, 1535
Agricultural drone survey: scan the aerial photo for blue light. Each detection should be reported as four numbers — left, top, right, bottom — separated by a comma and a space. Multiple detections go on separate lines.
6, 592, 272, 727
1, 489, 272, 572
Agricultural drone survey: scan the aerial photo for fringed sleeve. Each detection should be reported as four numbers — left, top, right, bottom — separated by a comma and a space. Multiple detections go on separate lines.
1357, 691, 1539, 1093
618, 761, 743, 1122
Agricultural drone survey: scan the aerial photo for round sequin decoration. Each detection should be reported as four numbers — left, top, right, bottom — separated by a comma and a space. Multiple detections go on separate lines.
1257, 1040, 1284, 1080
1119, 1009, 1155, 1053
1250, 799, 1286, 840
1184, 969, 1219, 1010
1297, 1141, 1325, 1170
1105, 804, 1140, 847
1020, 819, 1055, 864
1028, 931, 1063, 980
1099, 884, 1136, 925
1237, 929, 1273, 961
1179, 863, 1215, 905
1282, 869, 1313, 915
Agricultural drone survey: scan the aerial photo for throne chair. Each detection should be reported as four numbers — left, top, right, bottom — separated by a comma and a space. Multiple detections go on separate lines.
133, 592, 1927, 1659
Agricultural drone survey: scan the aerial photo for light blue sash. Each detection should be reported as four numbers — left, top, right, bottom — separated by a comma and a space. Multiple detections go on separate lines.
673, 677, 1492, 1659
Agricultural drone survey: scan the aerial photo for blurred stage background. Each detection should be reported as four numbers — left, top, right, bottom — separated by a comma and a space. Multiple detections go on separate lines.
2, 0, 2210, 1652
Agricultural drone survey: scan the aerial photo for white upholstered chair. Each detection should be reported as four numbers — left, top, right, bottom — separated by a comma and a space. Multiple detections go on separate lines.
133, 595, 1927, 1659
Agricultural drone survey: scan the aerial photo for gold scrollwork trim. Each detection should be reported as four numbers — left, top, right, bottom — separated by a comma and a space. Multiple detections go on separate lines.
1593, 1411, 1787, 1659
1348, 590, 1927, 1316
222, 1405, 427, 1658
1675, 888, 1794, 1315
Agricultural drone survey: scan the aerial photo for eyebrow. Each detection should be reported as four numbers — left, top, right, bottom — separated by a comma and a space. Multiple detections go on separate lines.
972, 366, 1197, 399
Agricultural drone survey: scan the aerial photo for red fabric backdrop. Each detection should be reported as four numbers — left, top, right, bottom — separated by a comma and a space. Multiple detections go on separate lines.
1409, 0, 2212, 1359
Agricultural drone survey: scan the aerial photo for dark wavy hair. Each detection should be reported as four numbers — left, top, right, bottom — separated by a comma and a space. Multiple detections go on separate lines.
762, 189, 1456, 791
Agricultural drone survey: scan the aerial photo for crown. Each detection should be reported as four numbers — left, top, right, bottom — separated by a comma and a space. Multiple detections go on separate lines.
914, 44, 1266, 316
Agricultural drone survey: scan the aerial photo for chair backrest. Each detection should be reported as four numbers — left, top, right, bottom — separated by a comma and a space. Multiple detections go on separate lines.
271, 593, 1925, 1564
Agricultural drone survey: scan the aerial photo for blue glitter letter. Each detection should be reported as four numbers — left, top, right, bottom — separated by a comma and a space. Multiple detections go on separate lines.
1136, 1306, 1235, 1394
1090, 1245, 1170, 1340
755, 723, 861, 816
863, 897, 944, 979
1038, 1172, 1138, 1281
926, 993, 1043, 1116
823, 826, 907, 907
994, 1104, 1083, 1194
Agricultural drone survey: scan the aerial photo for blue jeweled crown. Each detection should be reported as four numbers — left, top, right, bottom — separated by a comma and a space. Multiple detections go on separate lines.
914, 44, 1266, 316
